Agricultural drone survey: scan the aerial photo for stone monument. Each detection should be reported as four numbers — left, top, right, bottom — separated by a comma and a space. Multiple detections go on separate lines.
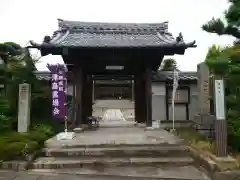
194, 62, 215, 135
197, 62, 210, 114
18, 83, 31, 133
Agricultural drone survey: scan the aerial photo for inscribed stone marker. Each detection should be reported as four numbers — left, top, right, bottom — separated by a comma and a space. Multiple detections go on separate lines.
18, 83, 31, 132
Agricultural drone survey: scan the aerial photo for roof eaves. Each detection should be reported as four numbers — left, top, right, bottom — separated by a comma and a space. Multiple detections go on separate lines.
50, 30, 70, 44
57, 19, 169, 34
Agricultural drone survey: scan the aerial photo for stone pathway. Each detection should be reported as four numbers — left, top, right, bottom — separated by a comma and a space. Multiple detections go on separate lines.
45, 126, 183, 148
30, 165, 210, 180
29, 126, 211, 180
0, 167, 210, 180
102, 109, 126, 121
0, 170, 126, 180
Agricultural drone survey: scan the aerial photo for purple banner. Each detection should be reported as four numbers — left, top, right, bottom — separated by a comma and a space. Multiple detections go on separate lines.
47, 64, 67, 119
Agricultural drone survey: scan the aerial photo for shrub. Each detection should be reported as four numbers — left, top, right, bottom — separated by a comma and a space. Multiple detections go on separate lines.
33, 124, 54, 137
228, 118, 240, 151
31, 88, 52, 119
0, 115, 12, 132
0, 126, 54, 161
1, 132, 30, 143
0, 132, 47, 147
27, 131, 48, 146
0, 141, 38, 160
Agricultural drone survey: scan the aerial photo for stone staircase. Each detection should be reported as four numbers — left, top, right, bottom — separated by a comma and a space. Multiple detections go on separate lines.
28, 127, 210, 180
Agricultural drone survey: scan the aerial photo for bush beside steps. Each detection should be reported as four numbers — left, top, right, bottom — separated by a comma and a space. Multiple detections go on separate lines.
0, 124, 54, 162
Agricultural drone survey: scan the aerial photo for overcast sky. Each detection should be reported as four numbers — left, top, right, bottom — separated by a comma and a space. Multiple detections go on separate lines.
0, 0, 235, 71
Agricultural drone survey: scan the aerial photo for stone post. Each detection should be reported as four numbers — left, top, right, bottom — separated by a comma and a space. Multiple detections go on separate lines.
18, 83, 31, 133
197, 62, 210, 115
194, 62, 215, 135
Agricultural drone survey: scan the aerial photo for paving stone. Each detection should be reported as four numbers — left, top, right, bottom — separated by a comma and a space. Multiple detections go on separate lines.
45, 127, 183, 148
28, 165, 210, 180
0, 170, 18, 180
1, 161, 27, 170
12, 174, 41, 180
31, 157, 194, 169
28, 126, 210, 180
44, 145, 188, 157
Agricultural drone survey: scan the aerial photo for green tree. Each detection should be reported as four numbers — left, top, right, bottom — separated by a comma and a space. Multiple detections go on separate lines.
205, 43, 240, 150
161, 58, 178, 71
202, 0, 240, 41
199, 0, 240, 150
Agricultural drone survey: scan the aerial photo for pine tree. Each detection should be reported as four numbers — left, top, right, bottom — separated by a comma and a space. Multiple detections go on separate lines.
202, 0, 240, 42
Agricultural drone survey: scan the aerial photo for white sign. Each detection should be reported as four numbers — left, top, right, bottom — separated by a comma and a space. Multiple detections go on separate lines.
105, 66, 124, 70
18, 83, 31, 132
214, 80, 225, 120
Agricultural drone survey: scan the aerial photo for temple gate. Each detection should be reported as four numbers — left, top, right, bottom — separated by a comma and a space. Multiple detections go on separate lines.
29, 19, 196, 128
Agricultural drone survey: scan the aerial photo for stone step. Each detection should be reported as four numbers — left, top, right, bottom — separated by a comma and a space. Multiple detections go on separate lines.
30, 157, 195, 169
44, 146, 189, 157
45, 141, 185, 149
28, 165, 210, 180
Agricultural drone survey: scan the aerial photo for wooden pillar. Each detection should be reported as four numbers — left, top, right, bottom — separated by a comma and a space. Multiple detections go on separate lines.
71, 82, 76, 123
145, 68, 152, 127
92, 77, 95, 103
134, 75, 140, 123
82, 74, 93, 124
87, 75, 93, 117
135, 72, 147, 124
214, 77, 227, 157
75, 66, 83, 127
140, 73, 147, 124
81, 72, 87, 124
131, 77, 134, 102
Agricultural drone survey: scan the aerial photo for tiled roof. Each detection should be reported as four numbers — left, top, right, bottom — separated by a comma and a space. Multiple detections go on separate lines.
35, 71, 197, 81
152, 71, 197, 81
29, 19, 196, 51
50, 20, 178, 48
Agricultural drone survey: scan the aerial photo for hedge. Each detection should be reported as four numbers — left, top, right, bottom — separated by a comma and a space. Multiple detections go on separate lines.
0, 124, 54, 161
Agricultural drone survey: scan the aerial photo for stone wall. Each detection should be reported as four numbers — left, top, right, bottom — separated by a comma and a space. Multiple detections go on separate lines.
152, 82, 198, 122
152, 82, 166, 121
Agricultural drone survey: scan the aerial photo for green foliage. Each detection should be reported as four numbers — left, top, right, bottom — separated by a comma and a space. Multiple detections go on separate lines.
202, 0, 240, 39
0, 41, 53, 121
0, 41, 58, 161
0, 42, 22, 59
0, 115, 12, 132
175, 128, 215, 153
0, 94, 13, 132
31, 86, 52, 119
205, 44, 240, 150
33, 124, 55, 137
161, 58, 178, 71
205, 45, 230, 75
0, 141, 37, 160
0, 125, 54, 161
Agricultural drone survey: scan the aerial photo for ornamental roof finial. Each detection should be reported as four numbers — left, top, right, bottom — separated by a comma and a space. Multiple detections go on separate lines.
176, 32, 184, 43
